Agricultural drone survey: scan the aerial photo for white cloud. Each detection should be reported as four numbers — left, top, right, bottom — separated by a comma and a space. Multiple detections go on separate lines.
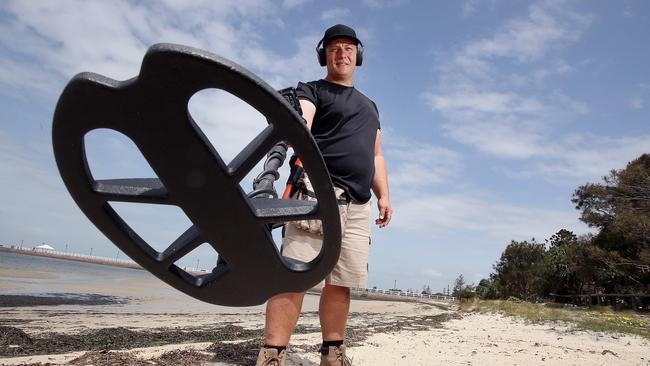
188, 89, 269, 163
460, 0, 499, 19
630, 83, 650, 110
422, 2, 591, 158
378, 130, 591, 249
392, 190, 586, 242
0, 132, 98, 248
623, 5, 634, 18
531, 59, 573, 83
549, 89, 589, 115
536, 134, 650, 182
461, 0, 480, 17
630, 96, 644, 109
1, 2, 157, 82
244, 35, 323, 88
425, 2, 595, 162
0, 0, 327, 257
462, 2, 593, 62
440, 117, 549, 159
282, 0, 309, 9
361, 0, 407, 9
425, 91, 543, 115
0, 58, 60, 95
419, 1, 649, 184
384, 137, 463, 187
82, 127, 182, 182
320, 7, 350, 21
0, 0, 323, 168
0, 0, 307, 93
420, 269, 443, 279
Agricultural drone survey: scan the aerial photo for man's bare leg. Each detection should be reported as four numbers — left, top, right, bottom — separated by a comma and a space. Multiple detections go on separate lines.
319, 284, 350, 341
264, 292, 306, 346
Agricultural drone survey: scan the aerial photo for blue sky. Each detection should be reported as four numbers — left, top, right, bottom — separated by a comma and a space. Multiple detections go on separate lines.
1, 0, 648, 295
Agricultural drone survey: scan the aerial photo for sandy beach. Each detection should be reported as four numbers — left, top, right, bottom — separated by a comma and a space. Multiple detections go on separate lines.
2, 298, 649, 366
1, 252, 649, 365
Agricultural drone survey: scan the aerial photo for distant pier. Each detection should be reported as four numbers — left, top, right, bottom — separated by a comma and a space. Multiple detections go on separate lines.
0, 245, 142, 270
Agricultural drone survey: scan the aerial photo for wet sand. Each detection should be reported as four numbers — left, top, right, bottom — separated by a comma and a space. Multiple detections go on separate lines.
0, 293, 127, 307
0, 269, 55, 280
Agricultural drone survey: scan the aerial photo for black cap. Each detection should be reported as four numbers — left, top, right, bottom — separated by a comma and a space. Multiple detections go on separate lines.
320, 24, 362, 47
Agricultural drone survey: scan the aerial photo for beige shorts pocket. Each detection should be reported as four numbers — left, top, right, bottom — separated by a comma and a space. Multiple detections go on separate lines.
293, 175, 348, 235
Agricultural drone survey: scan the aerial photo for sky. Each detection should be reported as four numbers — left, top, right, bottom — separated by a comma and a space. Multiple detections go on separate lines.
1, 0, 649, 296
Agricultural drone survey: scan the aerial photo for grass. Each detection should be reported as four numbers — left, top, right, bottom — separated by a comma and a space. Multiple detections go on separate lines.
459, 298, 650, 339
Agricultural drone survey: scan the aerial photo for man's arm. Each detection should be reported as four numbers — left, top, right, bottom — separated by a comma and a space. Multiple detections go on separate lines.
298, 99, 316, 129
372, 129, 392, 228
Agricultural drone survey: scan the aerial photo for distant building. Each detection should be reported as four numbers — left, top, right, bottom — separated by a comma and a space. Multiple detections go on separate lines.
35, 244, 55, 251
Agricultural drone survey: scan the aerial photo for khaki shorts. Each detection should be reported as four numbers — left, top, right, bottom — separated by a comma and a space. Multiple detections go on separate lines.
281, 199, 372, 289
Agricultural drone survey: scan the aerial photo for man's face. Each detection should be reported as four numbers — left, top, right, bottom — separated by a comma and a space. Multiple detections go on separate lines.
325, 38, 357, 78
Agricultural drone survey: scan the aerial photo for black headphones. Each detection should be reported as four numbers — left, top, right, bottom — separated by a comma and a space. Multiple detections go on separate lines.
316, 39, 364, 67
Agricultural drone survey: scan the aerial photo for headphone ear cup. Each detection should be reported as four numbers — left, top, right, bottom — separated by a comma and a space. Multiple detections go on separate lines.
316, 40, 327, 67
317, 48, 326, 66
355, 43, 364, 66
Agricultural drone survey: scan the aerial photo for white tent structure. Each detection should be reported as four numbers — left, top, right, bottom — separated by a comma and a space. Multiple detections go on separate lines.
35, 244, 55, 251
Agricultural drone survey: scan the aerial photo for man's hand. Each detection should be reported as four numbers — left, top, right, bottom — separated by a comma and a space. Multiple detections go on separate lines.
375, 197, 392, 228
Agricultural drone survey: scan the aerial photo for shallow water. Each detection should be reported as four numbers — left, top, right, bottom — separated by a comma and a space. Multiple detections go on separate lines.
0, 251, 320, 313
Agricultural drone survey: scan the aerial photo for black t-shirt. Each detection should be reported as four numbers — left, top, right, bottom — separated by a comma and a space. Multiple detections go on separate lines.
296, 79, 380, 203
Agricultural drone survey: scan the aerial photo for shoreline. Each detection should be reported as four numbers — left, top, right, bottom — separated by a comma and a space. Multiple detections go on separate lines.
2, 302, 649, 366
0, 247, 455, 303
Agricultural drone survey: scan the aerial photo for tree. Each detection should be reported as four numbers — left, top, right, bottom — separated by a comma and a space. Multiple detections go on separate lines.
547, 229, 579, 248
545, 230, 578, 294
545, 230, 603, 295
458, 284, 477, 300
572, 154, 650, 292
476, 277, 499, 299
451, 274, 477, 300
492, 239, 547, 300
573, 154, 650, 255
452, 274, 465, 298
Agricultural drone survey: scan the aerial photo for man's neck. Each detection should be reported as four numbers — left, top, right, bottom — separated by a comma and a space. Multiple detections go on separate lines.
324, 75, 353, 87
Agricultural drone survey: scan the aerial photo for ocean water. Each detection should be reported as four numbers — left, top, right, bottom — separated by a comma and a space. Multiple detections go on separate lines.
0, 251, 154, 294
0, 251, 321, 313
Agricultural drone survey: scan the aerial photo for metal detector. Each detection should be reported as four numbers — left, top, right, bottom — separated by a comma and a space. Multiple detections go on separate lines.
52, 43, 341, 306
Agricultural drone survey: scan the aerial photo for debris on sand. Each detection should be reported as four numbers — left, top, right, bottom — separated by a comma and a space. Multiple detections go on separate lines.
67, 349, 212, 366
208, 339, 262, 365
0, 326, 33, 347
0, 325, 262, 357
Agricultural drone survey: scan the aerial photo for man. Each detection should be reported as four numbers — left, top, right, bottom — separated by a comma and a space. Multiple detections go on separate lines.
256, 24, 392, 366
